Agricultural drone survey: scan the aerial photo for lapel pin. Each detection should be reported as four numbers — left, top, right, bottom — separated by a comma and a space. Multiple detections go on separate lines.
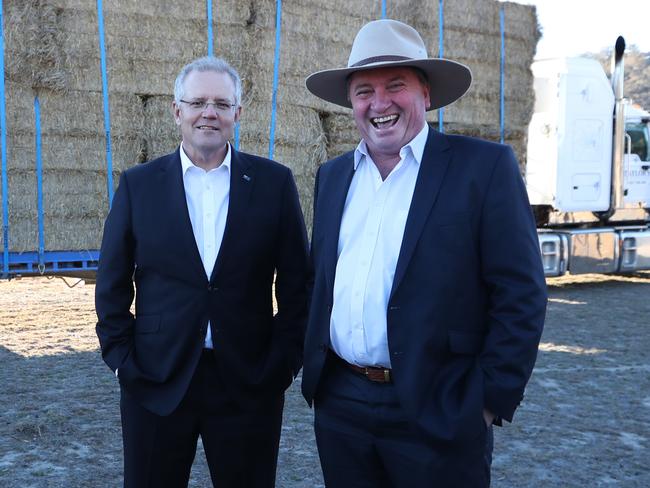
243, 174, 251, 182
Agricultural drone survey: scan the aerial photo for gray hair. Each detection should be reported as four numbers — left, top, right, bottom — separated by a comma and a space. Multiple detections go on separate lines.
174, 56, 242, 107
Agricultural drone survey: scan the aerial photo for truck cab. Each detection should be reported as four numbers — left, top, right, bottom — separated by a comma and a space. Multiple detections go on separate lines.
525, 48, 650, 277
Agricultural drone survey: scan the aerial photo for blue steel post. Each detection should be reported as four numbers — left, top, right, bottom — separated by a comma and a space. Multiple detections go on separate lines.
438, 0, 444, 133
206, 1, 240, 150
0, 0, 9, 277
96, 0, 114, 207
381, 0, 386, 18
499, 7, 505, 144
206, 0, 214, 57
34, 97, 45, 268
268, 0, 282, 160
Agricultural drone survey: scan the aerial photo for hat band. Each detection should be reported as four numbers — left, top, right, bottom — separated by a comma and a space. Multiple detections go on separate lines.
349, 55, 412, 68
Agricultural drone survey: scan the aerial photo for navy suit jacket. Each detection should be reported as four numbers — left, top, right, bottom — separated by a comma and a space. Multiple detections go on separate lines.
96, 148, 309, 416
302, 128, 547, 444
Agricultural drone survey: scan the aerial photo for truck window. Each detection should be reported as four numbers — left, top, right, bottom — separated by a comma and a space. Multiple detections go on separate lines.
626, 123, 649, 162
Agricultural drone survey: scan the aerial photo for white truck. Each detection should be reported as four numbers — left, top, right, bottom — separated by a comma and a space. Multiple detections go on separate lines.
525, 37, 650, 276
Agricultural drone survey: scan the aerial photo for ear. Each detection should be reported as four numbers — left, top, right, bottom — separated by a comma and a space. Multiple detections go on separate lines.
234, 105, 242, 124
172, 101, 182, 126
422, 83, 431, 111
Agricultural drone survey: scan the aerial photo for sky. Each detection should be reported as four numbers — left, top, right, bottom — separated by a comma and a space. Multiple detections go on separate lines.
502, 0, 650, 59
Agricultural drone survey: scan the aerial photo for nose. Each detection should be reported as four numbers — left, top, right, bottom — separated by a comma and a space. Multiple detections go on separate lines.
370, 88, 392, 112
202, 103, 219, 117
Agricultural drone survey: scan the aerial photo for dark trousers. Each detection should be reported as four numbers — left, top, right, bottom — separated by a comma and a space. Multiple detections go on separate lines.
120, 350, 284, 488
314, 355, 493, 488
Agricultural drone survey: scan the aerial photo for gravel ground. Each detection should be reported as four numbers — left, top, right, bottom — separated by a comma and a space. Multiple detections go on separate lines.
1, 273, 649, 487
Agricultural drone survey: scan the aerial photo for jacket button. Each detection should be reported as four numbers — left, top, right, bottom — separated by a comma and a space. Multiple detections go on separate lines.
319, 343, 328, 353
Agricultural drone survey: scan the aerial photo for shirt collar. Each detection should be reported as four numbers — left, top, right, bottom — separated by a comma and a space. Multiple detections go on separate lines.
179, 142, 232, 175
353, 123, 429, 170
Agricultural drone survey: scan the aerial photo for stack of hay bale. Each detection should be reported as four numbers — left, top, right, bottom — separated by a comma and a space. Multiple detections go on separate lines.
0, 0, 538, 254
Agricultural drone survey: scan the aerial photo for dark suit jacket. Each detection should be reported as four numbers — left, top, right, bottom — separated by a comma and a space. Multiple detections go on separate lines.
302, 128, 547, 444
96, 148, 309, 416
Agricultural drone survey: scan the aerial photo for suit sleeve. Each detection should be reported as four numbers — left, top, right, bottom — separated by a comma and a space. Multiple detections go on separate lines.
95, 172, 136, 374
306, 165, 321, 310
273, 169, 310, 377
478, 146, 548, 422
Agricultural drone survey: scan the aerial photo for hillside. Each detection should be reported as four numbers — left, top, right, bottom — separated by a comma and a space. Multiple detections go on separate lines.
587, 46, 650, 109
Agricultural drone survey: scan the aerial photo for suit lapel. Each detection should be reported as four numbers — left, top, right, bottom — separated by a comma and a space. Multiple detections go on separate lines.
389, 129, 452, 300
159, 149, 206, 280
323, 154, 355, 296
210, 149, 254, 282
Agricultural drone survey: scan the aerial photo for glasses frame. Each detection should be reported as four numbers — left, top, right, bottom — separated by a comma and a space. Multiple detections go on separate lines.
179, 99, 238, 114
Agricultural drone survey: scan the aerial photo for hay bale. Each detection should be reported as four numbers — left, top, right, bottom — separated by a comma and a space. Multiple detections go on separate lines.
0, 0, 538, 253
3, 0, 69, 91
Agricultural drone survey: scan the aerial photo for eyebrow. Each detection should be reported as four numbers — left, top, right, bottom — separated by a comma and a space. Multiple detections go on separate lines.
351, 75, 406, 89
186, 97, 233, 102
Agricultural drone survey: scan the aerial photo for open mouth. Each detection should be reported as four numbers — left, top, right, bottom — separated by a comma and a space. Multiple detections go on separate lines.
371, 114, 399, 129
196, 125, 218, 131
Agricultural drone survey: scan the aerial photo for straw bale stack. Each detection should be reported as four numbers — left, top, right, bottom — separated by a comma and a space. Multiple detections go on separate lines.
0, 0, 538, 254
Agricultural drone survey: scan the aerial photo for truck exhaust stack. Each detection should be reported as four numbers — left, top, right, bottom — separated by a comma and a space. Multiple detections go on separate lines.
609, 36, 626, 215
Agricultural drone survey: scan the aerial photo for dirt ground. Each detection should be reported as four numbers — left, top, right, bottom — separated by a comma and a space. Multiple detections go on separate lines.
1, 273, 649, 487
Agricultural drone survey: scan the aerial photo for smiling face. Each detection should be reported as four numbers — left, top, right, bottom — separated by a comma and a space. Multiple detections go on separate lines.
173, 69, 241, 167
348, 66, 430, 162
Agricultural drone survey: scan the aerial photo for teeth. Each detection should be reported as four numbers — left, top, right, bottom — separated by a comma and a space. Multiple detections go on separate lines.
372, 114, 398, 124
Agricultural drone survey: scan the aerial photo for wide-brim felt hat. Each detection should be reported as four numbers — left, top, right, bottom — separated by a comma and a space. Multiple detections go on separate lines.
306, 19, 472, 111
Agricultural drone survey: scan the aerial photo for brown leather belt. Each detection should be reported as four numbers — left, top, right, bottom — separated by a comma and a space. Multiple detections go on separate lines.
331, 352, 392, 383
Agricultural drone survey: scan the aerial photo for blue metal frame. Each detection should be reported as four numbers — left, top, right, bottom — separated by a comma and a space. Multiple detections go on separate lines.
438, 0, 444, 133
499, 7, 505, 144
206, 1, 240, 150
34, 97, 45, 268
206, 0, 214, 57
6, 250, 99, 276
0, 0, 9, 278
96, 0, 114, 207
268, 0, 282, 160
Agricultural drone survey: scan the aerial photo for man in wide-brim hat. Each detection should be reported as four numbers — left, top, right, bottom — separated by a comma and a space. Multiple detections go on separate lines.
301, 19, 547, 487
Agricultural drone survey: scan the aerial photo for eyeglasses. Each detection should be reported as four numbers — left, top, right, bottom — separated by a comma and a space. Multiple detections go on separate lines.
179, 99, 237, 114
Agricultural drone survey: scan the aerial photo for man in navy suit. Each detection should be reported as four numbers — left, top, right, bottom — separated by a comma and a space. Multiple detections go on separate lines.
302, 19, 547, 487
95, 56, 309, 487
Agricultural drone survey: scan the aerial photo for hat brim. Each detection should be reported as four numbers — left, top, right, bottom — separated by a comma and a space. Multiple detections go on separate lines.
306, 58, 472, 111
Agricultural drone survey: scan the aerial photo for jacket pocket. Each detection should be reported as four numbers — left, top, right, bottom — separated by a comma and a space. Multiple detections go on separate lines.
448, 330, 483, 355
134, 314, 160, 334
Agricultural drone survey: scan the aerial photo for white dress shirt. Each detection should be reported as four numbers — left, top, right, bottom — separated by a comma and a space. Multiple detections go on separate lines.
330, 123, 428, 368
180, 142, 231, 349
